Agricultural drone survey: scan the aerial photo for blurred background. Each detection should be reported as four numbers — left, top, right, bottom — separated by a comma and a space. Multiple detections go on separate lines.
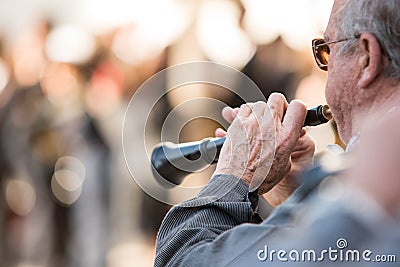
0, 0, 336, 266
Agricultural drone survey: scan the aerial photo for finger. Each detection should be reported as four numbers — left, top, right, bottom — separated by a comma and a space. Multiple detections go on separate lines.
221, 107, 239, 123
250, 101, 267, 118
237, 103, 253, 118
300, 128, 307, 137
282, 100, 308, 145
291, 133, 315, 162
215, 128, 227, 137
267, 93, 288, 124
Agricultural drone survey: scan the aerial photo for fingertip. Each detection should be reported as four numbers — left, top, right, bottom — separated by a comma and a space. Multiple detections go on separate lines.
215, 128, 227, 137
269, 92, 286, 101
222, 107, 234, 122
288, 99, 308, 117
266, 93, 288, 120
237, 103, 252, 117
289, 99, 307, 110
222, 106, 232, 115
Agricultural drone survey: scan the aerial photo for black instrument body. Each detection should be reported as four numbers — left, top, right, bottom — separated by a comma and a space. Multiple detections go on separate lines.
151, 105, 332, 187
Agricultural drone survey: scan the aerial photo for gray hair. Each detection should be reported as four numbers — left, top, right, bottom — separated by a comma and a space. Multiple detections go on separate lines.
339, 0, 400, 80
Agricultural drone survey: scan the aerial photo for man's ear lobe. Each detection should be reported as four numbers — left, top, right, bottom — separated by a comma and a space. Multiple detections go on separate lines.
357, 33, 385, 88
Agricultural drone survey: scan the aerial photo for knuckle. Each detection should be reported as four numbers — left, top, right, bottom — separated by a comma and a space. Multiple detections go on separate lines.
276, 134, 293, 153
247, 116, 260, 128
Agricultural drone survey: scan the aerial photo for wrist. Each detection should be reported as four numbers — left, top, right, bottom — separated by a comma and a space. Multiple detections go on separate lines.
214, 164, 254, 186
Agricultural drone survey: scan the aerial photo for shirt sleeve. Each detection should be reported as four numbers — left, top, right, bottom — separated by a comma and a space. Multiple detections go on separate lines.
154, 174, 298, 267
154, 163, 387, 266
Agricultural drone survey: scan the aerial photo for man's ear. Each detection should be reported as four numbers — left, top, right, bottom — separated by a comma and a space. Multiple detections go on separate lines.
357, 33, 385, 88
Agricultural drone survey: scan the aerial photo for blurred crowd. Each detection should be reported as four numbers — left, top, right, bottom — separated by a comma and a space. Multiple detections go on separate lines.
0, 1, 335, 266
0, 19, 173, 266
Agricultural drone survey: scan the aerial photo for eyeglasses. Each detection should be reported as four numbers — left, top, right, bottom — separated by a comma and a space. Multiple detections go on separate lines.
312, 38, 357, 71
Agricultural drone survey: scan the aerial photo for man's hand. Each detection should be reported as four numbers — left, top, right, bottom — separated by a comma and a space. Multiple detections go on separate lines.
214, 93, 315, 207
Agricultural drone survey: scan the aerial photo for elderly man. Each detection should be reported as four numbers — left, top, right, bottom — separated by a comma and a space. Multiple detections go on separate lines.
155, 0, 400, 266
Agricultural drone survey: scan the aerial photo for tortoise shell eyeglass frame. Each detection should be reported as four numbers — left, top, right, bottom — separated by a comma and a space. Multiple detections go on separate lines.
312, 37, 359, 71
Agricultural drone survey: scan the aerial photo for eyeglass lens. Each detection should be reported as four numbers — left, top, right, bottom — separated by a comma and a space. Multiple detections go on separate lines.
315, 40, 330, 66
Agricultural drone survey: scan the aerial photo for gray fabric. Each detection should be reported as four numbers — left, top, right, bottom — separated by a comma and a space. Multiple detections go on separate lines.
155, 164, 397, 266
